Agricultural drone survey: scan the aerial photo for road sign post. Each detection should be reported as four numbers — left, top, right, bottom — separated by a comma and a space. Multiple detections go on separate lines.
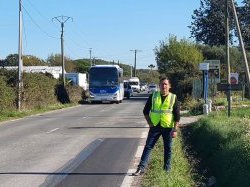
199, 63, 210, 114
199, 63, 209, 103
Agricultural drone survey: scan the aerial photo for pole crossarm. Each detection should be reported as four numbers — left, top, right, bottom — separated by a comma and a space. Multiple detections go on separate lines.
52, 15, 73, 24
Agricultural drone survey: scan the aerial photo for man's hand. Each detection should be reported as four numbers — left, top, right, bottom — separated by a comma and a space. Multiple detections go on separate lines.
171, 121, 179, 138
171, 129, 177, 138
144, 115, 153, 127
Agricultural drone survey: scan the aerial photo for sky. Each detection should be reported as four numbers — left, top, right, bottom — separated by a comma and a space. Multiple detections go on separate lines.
1, 0, 203, 69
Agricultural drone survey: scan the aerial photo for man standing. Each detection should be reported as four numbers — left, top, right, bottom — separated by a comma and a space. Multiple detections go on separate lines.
133, 77, 180, 176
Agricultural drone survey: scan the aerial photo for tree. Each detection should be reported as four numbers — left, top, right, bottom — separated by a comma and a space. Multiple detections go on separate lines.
197, 44, 245, 80
23, 55, 46, 66
148, 64, 155, 72
155, 35, 203, 101
0, 59, 5, 67
189, 0, 234, 46
237, 0, 250, 50
73, 59, 90, 73
46, 53, 77, 73
4, 54, 46, 66
5, 54, 19, 66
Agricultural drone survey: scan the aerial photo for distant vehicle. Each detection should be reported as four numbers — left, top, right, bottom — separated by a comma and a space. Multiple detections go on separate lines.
148, 84, 158, 94
65, 73, 88, 90
88, 65, 124, 104
140, 83, 147, 92
128, 77, 140, 93
123, 80, 133, 99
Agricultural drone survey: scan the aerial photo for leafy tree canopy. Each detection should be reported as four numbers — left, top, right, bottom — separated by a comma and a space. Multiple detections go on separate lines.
155, 35, 203, 100
23, 55, 46, 66
238, 0, 250, 49
46, 53, 76, 72
155, 35, 203, 75
189, 0, 235, 46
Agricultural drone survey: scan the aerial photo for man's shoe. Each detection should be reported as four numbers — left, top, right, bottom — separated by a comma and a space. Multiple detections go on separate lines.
132, 168, 144, 176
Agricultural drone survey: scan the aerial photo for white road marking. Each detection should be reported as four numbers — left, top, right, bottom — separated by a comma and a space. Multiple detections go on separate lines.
135, 145, 144, 158
120, 169, 137, 187
141, 131, 148, 138
46, 128, 59, 134
122, 145, 144, 187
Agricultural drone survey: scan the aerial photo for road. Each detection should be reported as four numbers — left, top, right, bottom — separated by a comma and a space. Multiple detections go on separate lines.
0, 94, 149, 187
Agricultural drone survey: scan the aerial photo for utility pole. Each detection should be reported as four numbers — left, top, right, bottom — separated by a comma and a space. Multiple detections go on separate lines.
130, 64, 133, 78
89, 48, 92, 67
225, 0, 231, 117
18, 0, 23, 111
230, 0, 250, 96
92, 57, 98, 66
130, 49, 141, 77
52, 16, 73, 86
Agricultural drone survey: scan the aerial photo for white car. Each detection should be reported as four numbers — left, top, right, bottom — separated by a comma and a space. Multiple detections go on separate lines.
148, 84, 158, 94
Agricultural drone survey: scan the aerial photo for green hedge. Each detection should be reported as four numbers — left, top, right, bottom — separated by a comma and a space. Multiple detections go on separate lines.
183, 108, 250, 186
0, 69, 84, 111
22, 73, 59, 109
0, 76, 16, 111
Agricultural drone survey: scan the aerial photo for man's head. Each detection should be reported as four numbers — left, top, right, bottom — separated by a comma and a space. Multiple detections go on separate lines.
159, 77, 171, 96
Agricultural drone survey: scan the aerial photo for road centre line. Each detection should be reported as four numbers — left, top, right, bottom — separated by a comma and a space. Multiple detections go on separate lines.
46, 128, 59, 134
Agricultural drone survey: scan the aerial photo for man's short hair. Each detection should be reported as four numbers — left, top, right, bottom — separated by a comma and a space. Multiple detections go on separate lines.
159, 77, 170, 83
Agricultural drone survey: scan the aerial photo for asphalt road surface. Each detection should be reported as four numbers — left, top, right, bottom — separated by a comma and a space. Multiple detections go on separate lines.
0, 95, 149, 187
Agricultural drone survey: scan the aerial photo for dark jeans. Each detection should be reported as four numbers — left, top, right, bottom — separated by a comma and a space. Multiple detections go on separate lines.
138, 125, 173, 171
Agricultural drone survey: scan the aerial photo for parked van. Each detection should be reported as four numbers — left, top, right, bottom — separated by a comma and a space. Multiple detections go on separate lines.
128, 77, 140, 93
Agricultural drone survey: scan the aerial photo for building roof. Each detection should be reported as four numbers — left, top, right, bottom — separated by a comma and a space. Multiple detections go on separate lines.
3, 66, 66, 79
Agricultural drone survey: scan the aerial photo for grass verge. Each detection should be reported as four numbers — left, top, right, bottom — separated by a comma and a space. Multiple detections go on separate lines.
182, 107, 250, 186
141, 131, 203, 187
141, 107, 250, 186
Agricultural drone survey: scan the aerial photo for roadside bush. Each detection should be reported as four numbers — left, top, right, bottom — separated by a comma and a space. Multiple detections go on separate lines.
65, 84, 84, 103
55, 84, 84, 104
0, 76, 16, 111
22, 73, 58, 109
181, 96, 203, 115
183, 108, 250, 186
0, 69, 88, 111
0, 69, 18, 87
55, 84, 70, 104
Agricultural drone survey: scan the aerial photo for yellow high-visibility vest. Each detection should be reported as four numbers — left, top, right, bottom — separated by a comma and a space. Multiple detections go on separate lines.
149, 91, 176, 128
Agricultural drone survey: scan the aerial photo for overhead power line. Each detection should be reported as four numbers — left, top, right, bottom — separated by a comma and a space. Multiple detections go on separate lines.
22, 5, 58, 39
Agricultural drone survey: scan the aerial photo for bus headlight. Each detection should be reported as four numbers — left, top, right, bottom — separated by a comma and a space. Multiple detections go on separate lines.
89, 91, 95, 98
113, 93, 118, 99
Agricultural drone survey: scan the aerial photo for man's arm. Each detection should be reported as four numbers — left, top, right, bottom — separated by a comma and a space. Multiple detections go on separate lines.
172, 97, 180, 131
143, 94, 153, 127
144, 115, 153, 127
